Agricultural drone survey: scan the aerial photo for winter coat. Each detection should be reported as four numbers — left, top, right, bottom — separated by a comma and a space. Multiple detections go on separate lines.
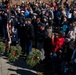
24, 10, 30, 18
52, 37, 65, 53
24, 24, 35, 41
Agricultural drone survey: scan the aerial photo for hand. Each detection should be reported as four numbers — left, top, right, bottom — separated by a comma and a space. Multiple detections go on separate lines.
59, 50, 62, 53
49, 18, 52, 20
51, 33, 54, 38
50, 52, 52, 55
65, 38, 70, 42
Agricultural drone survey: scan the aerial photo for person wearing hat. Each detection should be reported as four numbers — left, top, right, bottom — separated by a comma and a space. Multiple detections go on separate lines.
23, 18, 35, 55
41, 9, 46, 19
42, 16, 49, 28
33, 16, 41, 48
32, 13, 37, 20
32, 13, 37, 30
2, 12, 8, 39
36, 22, 48, 60
0, 10, 3, 38
11, 25, 18, 46
11, 16, 16, 27
32, 13, 37, 47
18, 18, 26, 54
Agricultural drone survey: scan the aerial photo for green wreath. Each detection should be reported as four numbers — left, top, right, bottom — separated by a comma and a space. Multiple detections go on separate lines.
0, 42, 5, 55
8, 45, 22, 62
26, 49, 42, 67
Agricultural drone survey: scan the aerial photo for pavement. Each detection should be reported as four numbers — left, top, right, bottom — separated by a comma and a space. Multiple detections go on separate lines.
0, 55, 38, 75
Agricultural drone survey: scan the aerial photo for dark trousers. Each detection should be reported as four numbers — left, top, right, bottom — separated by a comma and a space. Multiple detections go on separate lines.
25, 40, 32, 55
73, 62, 76, 75
37, 42, 44, 50
3, 27, 7, 39
0, 21, 3, 36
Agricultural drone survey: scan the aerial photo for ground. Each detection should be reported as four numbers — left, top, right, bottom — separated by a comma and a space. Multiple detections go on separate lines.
0, 55, 38, 75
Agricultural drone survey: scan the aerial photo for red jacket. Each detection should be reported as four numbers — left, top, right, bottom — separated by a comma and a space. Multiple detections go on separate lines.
52, 37, 65, 53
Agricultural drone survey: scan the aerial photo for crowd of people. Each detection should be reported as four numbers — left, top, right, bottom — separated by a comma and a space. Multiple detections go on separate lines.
0, 0, 76, 75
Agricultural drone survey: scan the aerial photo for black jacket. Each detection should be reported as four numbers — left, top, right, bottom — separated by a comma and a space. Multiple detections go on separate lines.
37, 29, 48, 43
24, 24, 35, 41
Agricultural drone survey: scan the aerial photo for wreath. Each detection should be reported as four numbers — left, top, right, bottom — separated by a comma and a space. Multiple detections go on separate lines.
8, 45, 22, 62
0, 42, 6, 55
26, 49, 42, 67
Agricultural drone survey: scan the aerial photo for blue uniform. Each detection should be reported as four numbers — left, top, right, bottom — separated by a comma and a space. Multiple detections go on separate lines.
11, 28, 18, 46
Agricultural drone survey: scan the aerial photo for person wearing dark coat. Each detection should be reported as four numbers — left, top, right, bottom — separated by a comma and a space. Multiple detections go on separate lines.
11, 25, 18, 46
36, 22, 48, 60
33, 17, 41, 48
36, 23, 48, 50
42, 16, 49, 29
23, 18, 35, 55
2, 12, 8, 39
0, 10, 3, 37
18, 19, 25, 54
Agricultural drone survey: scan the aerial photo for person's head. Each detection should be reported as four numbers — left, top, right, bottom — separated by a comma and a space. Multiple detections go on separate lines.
49, 8, 53, 12
42, 16, 47, 22
45, 11, 49, 17
41, 10, 45, 15
15, 17, 18, 21
40, 26, 45, 30
63, 17, 67, 22
36, 17, 40, 22
4, 12, 7, 16
33, 15, 37, 19
27, 18, 31, 24
25, 20, 27, 24
73, 21, 76, 27
42, 2, 46, 6
73, 22, 76, 31
39, 23, 45, 30
32, 13, 37, 19
25, 7, 28, 10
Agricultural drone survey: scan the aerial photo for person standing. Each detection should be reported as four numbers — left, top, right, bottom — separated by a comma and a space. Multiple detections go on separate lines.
36, 23, 48, 60
11, 25, 18, 46
23, 18, 35, 55
71, 41, 76, 75
0, 10, 3, 38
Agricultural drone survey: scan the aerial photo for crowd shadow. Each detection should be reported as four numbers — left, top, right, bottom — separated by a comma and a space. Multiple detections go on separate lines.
2, 54, 52, 75
8, 68, 37, 75
7, 57, 38, 75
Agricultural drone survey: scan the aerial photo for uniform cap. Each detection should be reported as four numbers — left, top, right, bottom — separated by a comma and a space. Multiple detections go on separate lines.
39, 23, 46, 26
